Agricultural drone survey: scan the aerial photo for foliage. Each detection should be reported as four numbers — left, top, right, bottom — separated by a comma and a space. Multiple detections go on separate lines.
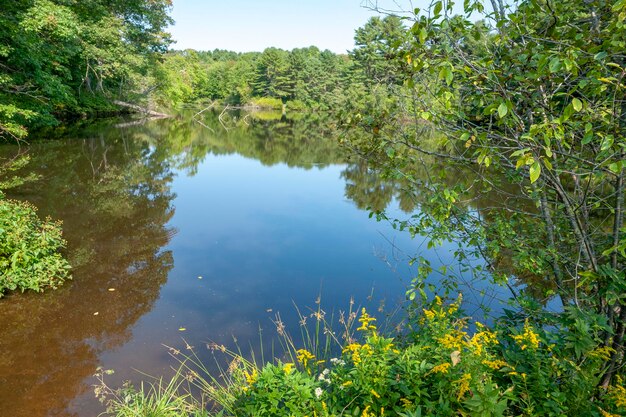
344, 0, 626, 386
94, 368, 208, 417
98, 299, 626, 417
0, 0, 172, 139
249, 97, 284, 110
0, 154, 71, 296
153, 44, 365, 112
0, 195, 71, 296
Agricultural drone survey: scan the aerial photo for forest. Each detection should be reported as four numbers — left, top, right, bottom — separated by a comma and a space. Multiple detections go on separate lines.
1, 0, 626, 416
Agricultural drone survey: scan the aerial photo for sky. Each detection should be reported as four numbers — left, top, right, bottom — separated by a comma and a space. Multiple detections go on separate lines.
168, 0, 393, 53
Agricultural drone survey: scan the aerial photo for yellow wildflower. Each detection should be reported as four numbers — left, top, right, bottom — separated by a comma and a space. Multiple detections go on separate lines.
438, 332, 465, 350
430, 362, 451, 374
482, 359, 508, 370
400, 398, 412, 408
447, 294, 462, 314
423, 309, 436, 321
244, 368, 258, 385
468, 328, 498, 356
370, 389, 381, 398
512, 319, 540, 350
361, 405, 372, 417
283, 362, 294, 374
297, 349, 315, 367
456, 373, 472, 400
590, 346, 615, 361
342, 380, 353, 387
608, 376, 626, 408
357, 308, 377, 332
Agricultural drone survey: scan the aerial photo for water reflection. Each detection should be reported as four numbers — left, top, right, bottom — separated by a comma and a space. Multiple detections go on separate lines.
0, 111, 505, 416
0, 130, 177, 416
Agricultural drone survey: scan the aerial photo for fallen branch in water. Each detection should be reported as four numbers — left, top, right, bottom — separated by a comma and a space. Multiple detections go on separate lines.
113, 100, 170, 118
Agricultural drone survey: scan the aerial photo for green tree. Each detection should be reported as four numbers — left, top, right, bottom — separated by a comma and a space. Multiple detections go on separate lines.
351, 15, 407, 86
350, 0, 626, 386
253, 48, 294, 101
0, 0, 172, 140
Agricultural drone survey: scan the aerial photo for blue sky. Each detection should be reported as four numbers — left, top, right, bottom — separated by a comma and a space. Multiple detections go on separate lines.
168, 1, 386, 53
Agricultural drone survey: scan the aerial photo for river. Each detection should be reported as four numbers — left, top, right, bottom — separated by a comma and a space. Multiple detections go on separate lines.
0, 111, 504, 416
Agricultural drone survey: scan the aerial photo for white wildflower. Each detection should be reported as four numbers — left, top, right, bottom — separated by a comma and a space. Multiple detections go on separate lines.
315, 387, 323, 398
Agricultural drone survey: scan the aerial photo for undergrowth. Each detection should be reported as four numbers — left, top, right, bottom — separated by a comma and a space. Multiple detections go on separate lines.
95, 295, 626, 417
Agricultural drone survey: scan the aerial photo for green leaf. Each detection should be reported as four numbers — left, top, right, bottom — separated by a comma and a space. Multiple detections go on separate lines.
549, 57, 561, 73
529, 161, 541, 183
419, 27, 428, 44
572, 98, 582, 112
434, 1, 443, 17
497, 102, 508, 118
601, 135, 614, 151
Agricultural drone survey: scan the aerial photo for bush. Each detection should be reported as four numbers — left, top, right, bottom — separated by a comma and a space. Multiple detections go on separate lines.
0, 194, 71, 295
248, 97, 284, 110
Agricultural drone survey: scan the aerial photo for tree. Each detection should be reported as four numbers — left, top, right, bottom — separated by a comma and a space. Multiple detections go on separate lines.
351, 15, 407, 86
352, 0, 626, 386
253, 48, 294, 101
0, 0, 173, 140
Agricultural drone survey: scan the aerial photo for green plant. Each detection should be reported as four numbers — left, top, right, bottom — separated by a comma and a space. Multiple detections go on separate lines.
0, 195, 71, 295
99, 297, 626, 417
248, 97, 284, 110
94, 368, 208, 417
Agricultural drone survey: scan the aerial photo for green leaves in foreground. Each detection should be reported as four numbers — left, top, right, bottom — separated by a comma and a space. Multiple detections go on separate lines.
0, 195, 71, 295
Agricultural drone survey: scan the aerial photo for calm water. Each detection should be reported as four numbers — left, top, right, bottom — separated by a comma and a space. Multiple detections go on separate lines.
0, 112, 503, 416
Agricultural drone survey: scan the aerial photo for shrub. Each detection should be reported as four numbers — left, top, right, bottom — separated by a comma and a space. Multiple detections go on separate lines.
0, 194, 71, 295
248, 97, 284, 110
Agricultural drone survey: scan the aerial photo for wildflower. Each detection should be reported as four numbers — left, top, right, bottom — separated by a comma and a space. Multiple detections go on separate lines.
343, 342, 371, 365
318, 368, 330, 383
468, 328, 498, 355
482, 359, 508, 370
400, 398, 412, 408
456, 373, 471, 400
315, 387, 323, 398
423, 309, 436, 321
370, 389, 381, 398
283, 362, 295, 374
512, 319, 540, 350
361, 405, 372, 417
330, 357, 346, 366
447, 294, 462, 314
608, 376, 626, 408
227, 357, 241, 374
297, 348, 315, 367
357, 308, 377, 332
244, 369, 257, 385
342, 380, 353, 387
590, 346, 615, 361
438, 332, 465, 350
429, 362, 451, 374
